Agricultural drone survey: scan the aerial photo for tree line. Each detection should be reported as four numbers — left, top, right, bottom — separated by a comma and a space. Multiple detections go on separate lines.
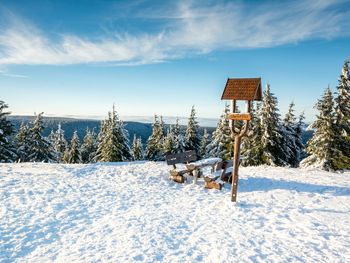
0, 61, 349, 171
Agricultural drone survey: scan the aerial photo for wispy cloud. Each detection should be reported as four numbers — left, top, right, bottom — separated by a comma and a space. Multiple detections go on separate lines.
0, 0, 349, 66
0, 69, 28, 78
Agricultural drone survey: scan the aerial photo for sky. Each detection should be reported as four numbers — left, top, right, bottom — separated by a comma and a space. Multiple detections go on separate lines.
0, 0, 349, 124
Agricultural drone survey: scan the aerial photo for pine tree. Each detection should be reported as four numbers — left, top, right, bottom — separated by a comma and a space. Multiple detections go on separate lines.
0, 101, 16, 162
185, 106, 201, 154
81, 128, 97, 163
163, 126, 176, 155
15, 122, 31, 162
48, 130, 56, 144
300, 88, 339, 171
159, 116, 165, 139
173, 118, 186, 153
206, 105, 233, 160
241, 103, 264, 166
63, 130, 81, 164
199, 128, 210, 158
95, 106, 131, 162
295, 112, 306, 164
27, 113, 55, 162
282, 102, 298, 166
131, 134, 144, 161
52, 123, 67, 162
260, 84, 288, 166
145, 115, 164, 161
333, 60, 350, 169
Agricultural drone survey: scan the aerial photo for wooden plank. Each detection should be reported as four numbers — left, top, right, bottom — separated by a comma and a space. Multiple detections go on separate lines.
165, 150, 196, 165
226, 113, 252, 121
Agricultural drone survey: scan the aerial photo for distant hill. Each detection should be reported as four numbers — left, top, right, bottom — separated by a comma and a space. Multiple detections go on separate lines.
8, 115, 313, 145
8, 116, 215, 143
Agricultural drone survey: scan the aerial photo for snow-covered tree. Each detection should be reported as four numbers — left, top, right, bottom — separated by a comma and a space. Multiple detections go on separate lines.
333, 60, 350, 169
294, 112, 306, 164
48, 130, 56, 143
160, 116, 165, 138
80, 128, 97, 163
185, 106, 201, 154
300, 88, 339, 171
63, 130, 81, 164
0, 101, 16, 162
241, 103, 264, 166
282, 102, 298, 166
27, 113, 55, 162
131, 134, 144, 161
15, 122, 31, 162
173, 118, 186, 153
145, 115, 164, 161
260, 84, 288, 166
95, 106, 131, 162
163, 126, 176, 155
206, 105, 233, 160
199, 128, 210, 158
51, 123, 67, 162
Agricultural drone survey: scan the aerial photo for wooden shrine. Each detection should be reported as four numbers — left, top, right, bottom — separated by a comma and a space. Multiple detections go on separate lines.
221, 78, 262, 202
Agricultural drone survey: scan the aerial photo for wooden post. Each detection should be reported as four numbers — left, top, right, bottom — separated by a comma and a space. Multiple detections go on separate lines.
221, 78, 262, 202
231, 135, 241, 201
229, 100, 251, 202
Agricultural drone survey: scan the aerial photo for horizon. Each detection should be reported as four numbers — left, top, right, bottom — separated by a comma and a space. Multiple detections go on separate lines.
8, 113, 221, 127
1, 0, 349, 122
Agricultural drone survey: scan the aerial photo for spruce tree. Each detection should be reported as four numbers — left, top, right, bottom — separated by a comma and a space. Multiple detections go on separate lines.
295, 112, 306, 164
48, 130, 56, 144
52, 123, 67, 162
145, 115, 164, 161
95, 106, 131, 162
173, 118, 186, 153
199, 128, 210, 158
206, 105, 233, 160
27, 113, 55, 162
0, 101, 16, 162
81, 128, 97, 163
300, 88, 339, 171
185, 106, 201, 154
241, 103, 264, 166
159, 116, 165, 139
282, 102, 298, 166
131, 134, 144, 161
333, 60, 350, 169
63, 130, 81, 164
260, 84, 288, 166
15, 122, 31, 162
163, 126, 176, 155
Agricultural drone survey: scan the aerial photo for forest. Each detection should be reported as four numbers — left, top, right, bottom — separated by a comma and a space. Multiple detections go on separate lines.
0, 61, 349, 171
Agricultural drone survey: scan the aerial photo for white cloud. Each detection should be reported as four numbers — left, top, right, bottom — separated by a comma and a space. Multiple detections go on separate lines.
0, 0, 349, 66
0, 68, 28, 78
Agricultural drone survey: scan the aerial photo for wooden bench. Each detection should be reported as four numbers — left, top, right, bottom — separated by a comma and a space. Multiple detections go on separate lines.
165, 150, 197, 183
204, 160, 233, 190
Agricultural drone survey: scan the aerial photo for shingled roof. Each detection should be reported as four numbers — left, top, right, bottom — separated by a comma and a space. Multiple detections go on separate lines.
221, 78, 262, 101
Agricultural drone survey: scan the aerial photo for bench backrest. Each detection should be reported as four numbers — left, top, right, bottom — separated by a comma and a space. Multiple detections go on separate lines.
166, 150, 197, 166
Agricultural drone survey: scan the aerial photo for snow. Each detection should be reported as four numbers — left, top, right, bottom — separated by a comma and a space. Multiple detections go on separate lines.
191, 157, 222, 166
1, 162, 349, 262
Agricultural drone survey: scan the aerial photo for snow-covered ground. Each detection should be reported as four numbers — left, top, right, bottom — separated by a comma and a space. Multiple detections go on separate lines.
0, 162, 349, 262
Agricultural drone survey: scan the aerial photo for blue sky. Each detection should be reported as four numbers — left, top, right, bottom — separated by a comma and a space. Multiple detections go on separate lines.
0, 0, 349, 124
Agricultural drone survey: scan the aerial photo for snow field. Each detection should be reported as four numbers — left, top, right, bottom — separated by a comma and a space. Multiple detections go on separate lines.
0, 162, 349, 262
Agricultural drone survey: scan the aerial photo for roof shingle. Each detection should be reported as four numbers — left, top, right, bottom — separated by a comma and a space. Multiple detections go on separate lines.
221, 78, 262, 101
